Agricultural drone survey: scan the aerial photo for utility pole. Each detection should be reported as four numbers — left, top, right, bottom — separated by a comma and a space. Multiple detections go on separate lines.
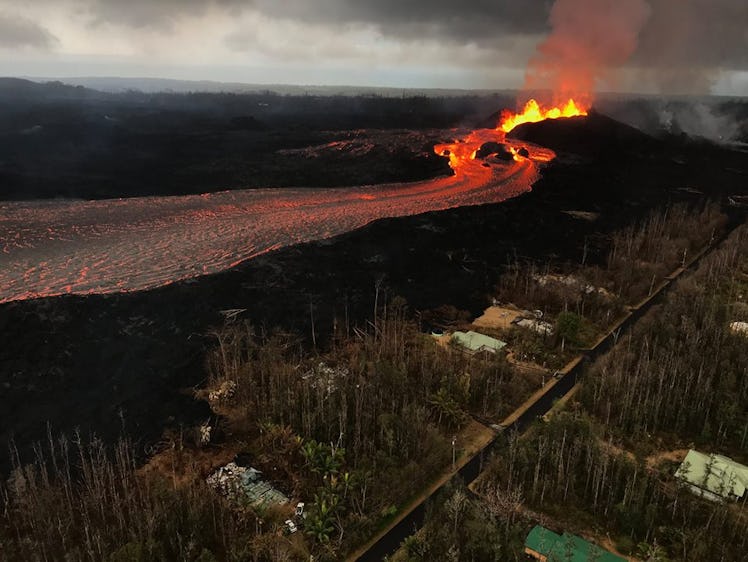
452, 436, 457, 470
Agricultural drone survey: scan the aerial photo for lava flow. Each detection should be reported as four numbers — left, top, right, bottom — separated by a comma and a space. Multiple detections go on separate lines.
0, 132, 555, 304
499, 98, 587, 133
0, 101, 589, 305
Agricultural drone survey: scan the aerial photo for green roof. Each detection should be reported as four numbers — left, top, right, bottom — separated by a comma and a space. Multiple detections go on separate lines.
675, 449, 748, 500
526, 525, 562, 554
525, 526, 626, 562
451, 330, 506, 353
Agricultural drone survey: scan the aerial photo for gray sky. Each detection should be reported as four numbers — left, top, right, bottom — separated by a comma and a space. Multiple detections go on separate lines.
0, 0, 745, 94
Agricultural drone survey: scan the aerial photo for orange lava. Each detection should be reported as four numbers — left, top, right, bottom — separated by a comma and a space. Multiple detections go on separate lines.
0, 133, 556, 304
499, 98, 587, 133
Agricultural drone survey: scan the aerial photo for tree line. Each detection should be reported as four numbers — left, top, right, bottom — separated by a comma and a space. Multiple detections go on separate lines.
581, 223, 748, 450
496, 202, 726, 333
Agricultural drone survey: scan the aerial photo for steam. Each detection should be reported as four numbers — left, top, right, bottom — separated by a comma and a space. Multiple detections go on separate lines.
660, 103, 743, 143
524, 0, 651, 104
526, 0, 746, 102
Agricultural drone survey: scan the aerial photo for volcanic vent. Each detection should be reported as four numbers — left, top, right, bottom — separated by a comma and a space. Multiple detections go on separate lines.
488, 0, 651, 140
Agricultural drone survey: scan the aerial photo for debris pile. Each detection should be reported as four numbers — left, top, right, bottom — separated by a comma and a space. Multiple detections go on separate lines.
208, 379, 237, 403
206, 462, 289, 507
533, 274, 613, 298
514, 317, 554, 336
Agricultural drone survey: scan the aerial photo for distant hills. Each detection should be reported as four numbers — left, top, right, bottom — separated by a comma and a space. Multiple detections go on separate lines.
14, 76, 513, 98
0, 77, 105, 101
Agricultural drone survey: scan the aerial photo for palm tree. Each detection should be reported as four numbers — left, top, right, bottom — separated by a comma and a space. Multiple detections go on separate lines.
306, 495, 337, 544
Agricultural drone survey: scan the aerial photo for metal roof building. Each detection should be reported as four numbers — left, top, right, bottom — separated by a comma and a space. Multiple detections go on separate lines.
675, 449, 748, 502
450, 330, 506, 354
524, 525, 626, 562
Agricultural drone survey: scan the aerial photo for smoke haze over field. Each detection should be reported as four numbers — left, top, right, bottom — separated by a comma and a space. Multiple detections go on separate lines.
0, 0, 744, 94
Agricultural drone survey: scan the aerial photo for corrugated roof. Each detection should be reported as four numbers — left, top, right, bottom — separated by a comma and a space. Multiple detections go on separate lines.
451, 330, 506, 353
525, 525, 626, 562
675, 449, 748, 500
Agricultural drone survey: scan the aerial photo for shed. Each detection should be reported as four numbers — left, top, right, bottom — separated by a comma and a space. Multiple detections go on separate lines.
451, 330, 506, 354
675, 449, 748, 501
524, 525, 626, 562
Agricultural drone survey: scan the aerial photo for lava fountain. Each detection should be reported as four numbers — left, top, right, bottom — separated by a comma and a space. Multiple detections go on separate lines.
499, 98, 588, 133
431, 96, 587, 180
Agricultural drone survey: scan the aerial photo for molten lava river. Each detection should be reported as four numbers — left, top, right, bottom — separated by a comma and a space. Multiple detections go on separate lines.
0, 131, 555, 303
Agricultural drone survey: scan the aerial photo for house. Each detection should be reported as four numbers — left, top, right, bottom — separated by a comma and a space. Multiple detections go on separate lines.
674, 449, 748, 502
524, 525, 626, 562
450, 330, 506, 355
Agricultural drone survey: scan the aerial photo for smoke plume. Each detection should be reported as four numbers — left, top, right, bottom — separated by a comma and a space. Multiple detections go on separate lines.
524, 0, 651, 103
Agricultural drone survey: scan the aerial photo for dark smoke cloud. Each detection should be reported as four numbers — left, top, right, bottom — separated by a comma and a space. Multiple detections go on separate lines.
250, 0, 552, 42
32, 0, 748, 94
0, 13, 57, 49
634, 0, 748, 94
85, 0, 552, 40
